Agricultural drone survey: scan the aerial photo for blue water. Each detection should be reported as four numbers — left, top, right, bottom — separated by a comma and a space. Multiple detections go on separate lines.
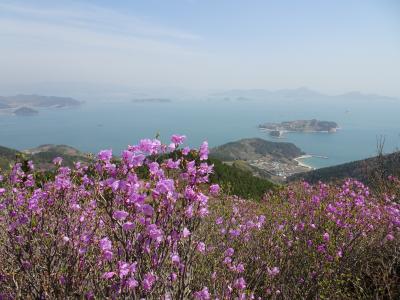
0, 98, 399, 169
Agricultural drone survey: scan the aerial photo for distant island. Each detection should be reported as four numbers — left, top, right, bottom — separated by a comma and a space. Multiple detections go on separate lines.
14, 107, 38, 116
0, 94, 82, 116
0, 94, 82, 108
259, 119, 338, 137
132, 98, 172, 103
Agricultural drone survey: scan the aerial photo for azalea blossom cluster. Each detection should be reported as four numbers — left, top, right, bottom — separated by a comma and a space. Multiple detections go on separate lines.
0, 135, 222, 299
0, 135, 399, 299
252, 179, 400, 298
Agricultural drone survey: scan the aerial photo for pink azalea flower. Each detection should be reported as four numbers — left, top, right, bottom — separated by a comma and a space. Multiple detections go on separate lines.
234, 277, 246, 290
97, 149, 112, 162
199, 141, 209, 160
118, 262, 130, 278
323, 232, 330, 242
171, 254, 180, 265
224, 248, 234, 257
122, 221, 135, 231
171, 134, 186, 145
182, 227, 191, 238
182, 146, 190, 155
127, 278, 138, 289
209, 184, 220, 195
141, 204, 154, 217
52, 157, 63, 166
268, 266, 280, 277
197, 242, 206, 253
102, 272, 116, 280
142, 272, 157, 291
194, 287, 211, 300
99, 237, 112, 251
112, 210, 129, 221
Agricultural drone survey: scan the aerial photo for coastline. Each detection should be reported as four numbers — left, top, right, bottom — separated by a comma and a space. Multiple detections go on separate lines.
294, 155, 316, 170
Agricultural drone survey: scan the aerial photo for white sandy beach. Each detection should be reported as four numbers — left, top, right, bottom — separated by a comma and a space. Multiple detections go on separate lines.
294, 155, 316, 170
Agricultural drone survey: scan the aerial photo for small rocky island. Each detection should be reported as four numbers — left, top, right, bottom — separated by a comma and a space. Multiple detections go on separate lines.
14, 107, 38, 116
259, 119, 338, 137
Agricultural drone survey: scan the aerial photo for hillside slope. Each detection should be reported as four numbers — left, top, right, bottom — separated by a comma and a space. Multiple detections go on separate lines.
0, 144, 89, 170
0, 146, 21, 170
209, 138, 303, 161
209, 138, 307, 180
288, 151, 400, 186
209, 158, 277, 199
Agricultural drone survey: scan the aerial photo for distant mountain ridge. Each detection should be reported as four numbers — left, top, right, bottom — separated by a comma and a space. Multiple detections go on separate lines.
208, 87, 398, 102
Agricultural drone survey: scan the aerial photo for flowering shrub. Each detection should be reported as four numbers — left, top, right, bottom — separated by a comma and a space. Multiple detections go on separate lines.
252, 180, 400, 298
0, 135, 399, 299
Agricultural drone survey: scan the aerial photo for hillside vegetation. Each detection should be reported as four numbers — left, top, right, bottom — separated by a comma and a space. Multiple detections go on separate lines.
209, 158, 277, 199
289, 151, 400, 188
0, 144, 89, 171
0, 145, 20, 170
0, 143, 276, 200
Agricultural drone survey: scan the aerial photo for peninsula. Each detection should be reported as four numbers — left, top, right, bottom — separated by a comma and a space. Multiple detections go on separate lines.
209, 138, 312, 181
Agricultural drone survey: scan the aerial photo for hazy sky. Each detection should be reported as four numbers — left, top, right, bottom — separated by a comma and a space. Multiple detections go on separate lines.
1, 0, 399, 96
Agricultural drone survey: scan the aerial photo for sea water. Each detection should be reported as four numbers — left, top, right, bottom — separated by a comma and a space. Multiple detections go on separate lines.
0, 97, 399, 169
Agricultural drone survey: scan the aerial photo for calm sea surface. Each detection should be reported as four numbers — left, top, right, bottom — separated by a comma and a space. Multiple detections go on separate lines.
1, 98, 399, 169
